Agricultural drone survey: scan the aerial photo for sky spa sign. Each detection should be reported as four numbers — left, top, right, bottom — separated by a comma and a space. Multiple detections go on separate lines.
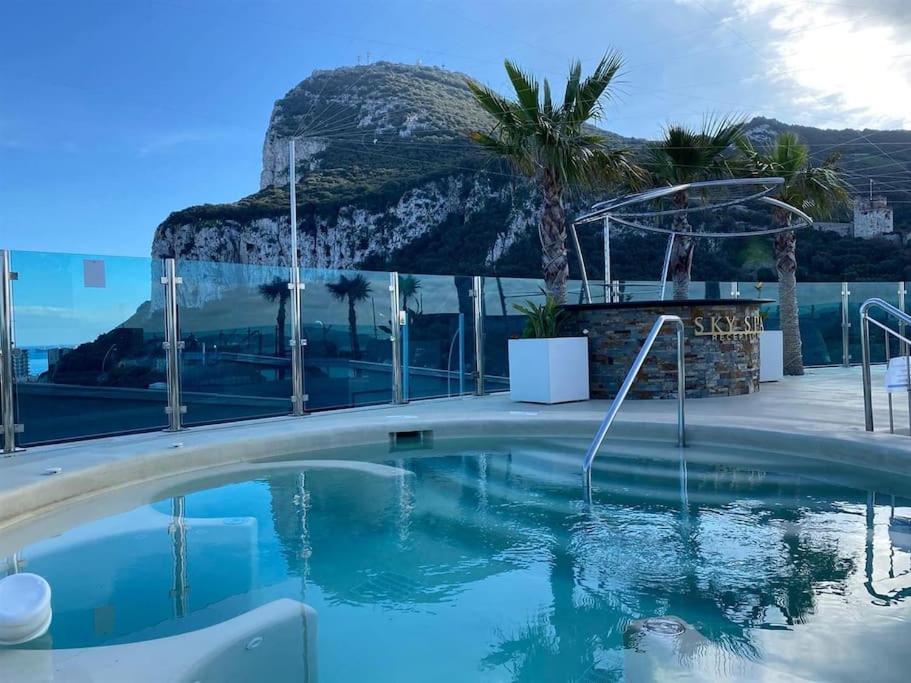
693, 314, 765, 340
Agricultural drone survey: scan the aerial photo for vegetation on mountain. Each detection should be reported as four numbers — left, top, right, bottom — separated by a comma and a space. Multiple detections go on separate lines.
466, 53, 642, 302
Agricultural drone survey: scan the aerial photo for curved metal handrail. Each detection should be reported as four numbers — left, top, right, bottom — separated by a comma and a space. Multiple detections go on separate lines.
860, 298, 911, 432
582, 315, 686, 488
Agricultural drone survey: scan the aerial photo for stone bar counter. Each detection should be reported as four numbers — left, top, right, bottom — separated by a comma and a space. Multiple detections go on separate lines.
562, 299, 769, 399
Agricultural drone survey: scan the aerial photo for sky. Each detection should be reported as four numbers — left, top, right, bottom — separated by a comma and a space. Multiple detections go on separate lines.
2, 0, 911, 257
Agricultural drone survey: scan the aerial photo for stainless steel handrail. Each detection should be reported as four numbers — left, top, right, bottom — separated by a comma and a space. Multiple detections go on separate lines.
860, 298, 911, 433
583, 314, 686, 488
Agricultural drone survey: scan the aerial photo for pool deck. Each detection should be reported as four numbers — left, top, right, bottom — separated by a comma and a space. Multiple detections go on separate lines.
1, 365, 910, 527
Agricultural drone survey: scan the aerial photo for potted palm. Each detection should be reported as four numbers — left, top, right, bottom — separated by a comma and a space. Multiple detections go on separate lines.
507, 296, 589, 404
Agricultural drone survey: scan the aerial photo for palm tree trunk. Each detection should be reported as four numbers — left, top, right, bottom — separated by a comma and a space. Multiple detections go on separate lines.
539, 170, 568, 303
348, 298, 361, 360
774, 219, 804, 375
670, 220, 695, 300
669, 193, 694, 300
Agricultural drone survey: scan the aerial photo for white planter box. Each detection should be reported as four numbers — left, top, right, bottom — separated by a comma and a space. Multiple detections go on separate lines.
508, 337, 590, 404
759, 330, 783, 382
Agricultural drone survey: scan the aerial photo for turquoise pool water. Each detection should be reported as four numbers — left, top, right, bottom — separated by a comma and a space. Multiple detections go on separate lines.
4, 437, 911, 681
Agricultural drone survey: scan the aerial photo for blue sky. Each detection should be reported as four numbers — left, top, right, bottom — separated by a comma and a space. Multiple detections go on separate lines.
3, 0, 910, 257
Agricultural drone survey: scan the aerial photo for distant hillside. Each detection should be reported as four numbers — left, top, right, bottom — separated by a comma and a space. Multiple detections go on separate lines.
152, 62, 911, 287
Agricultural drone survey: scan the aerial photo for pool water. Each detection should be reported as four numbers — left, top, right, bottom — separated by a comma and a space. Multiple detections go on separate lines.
4, 437, 911, 682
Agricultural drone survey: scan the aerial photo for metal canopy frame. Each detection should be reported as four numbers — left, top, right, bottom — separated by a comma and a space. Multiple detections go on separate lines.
570, 177, 815, 304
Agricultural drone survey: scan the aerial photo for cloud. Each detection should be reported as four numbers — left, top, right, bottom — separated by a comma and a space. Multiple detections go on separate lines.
137, 128, 236, 157
725, 0, 911, 128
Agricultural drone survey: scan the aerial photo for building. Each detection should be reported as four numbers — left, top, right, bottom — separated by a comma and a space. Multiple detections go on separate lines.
11, 347, 29, 380
853, 195, 894, 239
811, 195, 894, 240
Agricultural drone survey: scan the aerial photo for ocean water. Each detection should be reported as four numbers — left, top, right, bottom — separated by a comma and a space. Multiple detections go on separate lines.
4, 437, 911, 682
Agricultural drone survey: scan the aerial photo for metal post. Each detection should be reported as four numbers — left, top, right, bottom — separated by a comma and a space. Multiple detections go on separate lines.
402, 317, 410, 402
472, 275, 485, 396
861, 311, 874, 431
603, 217, 611, 304
659, 233, 674, 301
568, 222, 592, 304
288, 140, 306, 415
389, 273, 404, 404
458, 312, 465, 396
676, 321, 686, 447
900, 282, 908, 357
841, 282, 851, 367
730, 282, 740, 299
886, 328, 894, 433
1, 250, 23, 454
162, 259, 185, 432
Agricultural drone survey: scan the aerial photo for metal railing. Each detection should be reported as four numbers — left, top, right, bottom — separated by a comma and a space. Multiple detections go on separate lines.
860, 298, 911, 434
582, 314, 686, 489
1, 251, 21, 454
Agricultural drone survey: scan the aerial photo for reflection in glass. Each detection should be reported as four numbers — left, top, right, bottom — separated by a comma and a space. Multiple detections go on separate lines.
10, 251, 167, 444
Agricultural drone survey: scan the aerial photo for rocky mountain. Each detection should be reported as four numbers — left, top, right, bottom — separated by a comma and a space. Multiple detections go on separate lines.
152, 63, 542, 282
151, 62, 911, 291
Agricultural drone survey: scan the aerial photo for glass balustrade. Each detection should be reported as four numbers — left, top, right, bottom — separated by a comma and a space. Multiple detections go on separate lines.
9, 251, 167, 444
175, 259, 295, 426
302, 268, 393, 411
1, 246, 907, 448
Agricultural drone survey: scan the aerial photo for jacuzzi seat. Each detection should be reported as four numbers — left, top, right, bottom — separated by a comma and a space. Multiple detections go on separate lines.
0, 573, 52, 645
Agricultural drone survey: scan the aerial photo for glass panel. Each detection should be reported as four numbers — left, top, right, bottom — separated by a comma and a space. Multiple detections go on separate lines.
848, 282, 902, 365
398, 273, 476, 401
301, 268, 393, 411
481, 276, 545, 392
10, 251, 167, 444
793, 283, 845, 366
176, 259, 294, 426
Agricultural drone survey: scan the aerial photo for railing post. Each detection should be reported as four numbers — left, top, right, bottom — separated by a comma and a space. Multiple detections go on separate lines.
472, 275, 485, 396
1, 250, 23, 454
899, 282, 907, 355
458, 312, 465, 396
860, 309, 873, 431
288, 140, 307, 416
841, 282, 851, 367
676, 321, 686, 448
288, 269, 307, 416
389, 272, 405, 404
730, 281, 740, 299
161, 258, 185, 432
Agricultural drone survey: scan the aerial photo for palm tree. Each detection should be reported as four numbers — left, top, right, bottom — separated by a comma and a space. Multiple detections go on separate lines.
467, 53, 641, 303
399, 275, 422, 315
327, 274, 372, 360
647, 116, 746, 299
737, 132, 849, 375
259, 277, 290, 376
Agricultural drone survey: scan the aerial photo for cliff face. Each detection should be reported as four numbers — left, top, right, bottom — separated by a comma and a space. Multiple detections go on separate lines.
150, 62, 541, 304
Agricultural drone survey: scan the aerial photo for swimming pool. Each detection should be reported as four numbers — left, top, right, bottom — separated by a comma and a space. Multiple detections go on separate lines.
2, 435, 911, 681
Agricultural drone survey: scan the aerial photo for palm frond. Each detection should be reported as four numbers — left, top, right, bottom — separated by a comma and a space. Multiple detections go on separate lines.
465, 78, 523, 132
504, 59, 540, 122
570, 51, 623, 125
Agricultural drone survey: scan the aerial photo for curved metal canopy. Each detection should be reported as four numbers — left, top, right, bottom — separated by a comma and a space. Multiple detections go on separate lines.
568, 177, 816, 304
577, 177, 788, 226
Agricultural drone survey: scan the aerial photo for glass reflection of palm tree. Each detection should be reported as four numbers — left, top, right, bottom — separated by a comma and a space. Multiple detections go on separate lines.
258, 277, 290, 379
399, 275, 422, 315
327, 275, 372, 360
